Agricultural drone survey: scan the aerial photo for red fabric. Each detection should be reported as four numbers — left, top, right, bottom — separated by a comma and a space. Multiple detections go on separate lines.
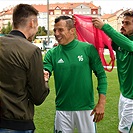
74, 14, 115, 72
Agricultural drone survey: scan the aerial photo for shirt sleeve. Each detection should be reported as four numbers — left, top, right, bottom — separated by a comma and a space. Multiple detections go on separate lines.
43, 50, 53, 74
27, 48, 49, 105
89, 45, 107, 95
102, 24, 133, 52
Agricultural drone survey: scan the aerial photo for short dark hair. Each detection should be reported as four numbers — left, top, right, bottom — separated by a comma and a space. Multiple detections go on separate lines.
55, 15, 74, 30
124, 10, 133, 17
13, 4, 39, 28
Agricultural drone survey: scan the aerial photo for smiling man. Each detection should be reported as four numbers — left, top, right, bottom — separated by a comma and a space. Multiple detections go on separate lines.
43, 15, 107, 133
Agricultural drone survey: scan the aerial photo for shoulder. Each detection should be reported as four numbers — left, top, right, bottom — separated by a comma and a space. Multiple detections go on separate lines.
76, 39, 94, 49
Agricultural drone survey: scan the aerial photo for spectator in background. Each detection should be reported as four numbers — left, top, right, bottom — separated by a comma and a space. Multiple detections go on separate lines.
43, 15, 107, 133
92, 10, 133, 133
43, 38, 47, 50
0, 4, 49, 133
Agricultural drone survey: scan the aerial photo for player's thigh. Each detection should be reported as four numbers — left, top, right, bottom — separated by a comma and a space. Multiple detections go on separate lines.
75, 110, 96, 133
54, 111, 74, 133
119, 97, 133, 133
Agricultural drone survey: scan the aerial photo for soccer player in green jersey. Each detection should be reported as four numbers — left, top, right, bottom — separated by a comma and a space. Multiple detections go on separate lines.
92, 10, 133, 133
43, 15, 107, 132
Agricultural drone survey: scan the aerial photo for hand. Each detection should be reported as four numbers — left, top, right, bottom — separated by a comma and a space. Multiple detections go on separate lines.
90, 103, 105, 123
92, 17, 104, 29
44, 70, 49, 82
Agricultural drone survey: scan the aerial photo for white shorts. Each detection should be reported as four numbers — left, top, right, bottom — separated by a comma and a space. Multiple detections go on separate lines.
54, 110, 96, 133
118, 94, 133, 133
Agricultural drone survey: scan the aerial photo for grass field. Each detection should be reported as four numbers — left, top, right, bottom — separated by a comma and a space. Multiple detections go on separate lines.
34, 54, 120, 133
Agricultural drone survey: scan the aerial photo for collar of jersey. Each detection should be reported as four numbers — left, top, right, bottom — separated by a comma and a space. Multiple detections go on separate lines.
60, 39, 78, 50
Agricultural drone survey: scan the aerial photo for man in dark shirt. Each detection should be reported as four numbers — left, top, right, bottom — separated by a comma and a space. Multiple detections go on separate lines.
0, 4, 49, 133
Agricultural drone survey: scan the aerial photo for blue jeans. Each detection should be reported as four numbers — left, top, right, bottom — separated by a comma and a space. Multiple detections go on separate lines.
0, 129, 34, 133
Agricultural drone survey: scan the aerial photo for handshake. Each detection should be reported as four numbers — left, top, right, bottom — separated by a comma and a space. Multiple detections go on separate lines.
44, 70, 50, 82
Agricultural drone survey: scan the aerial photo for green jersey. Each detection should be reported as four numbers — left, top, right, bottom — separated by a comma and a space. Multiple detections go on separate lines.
43, 39, 107, 111
102, 24, 133, 99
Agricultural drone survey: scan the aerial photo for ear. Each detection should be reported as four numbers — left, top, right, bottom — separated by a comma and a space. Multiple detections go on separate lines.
70, 28, 75, 35
29, 19, 34, 28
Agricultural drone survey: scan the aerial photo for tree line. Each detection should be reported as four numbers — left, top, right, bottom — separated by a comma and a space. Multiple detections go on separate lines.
0, 22, 53, 37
